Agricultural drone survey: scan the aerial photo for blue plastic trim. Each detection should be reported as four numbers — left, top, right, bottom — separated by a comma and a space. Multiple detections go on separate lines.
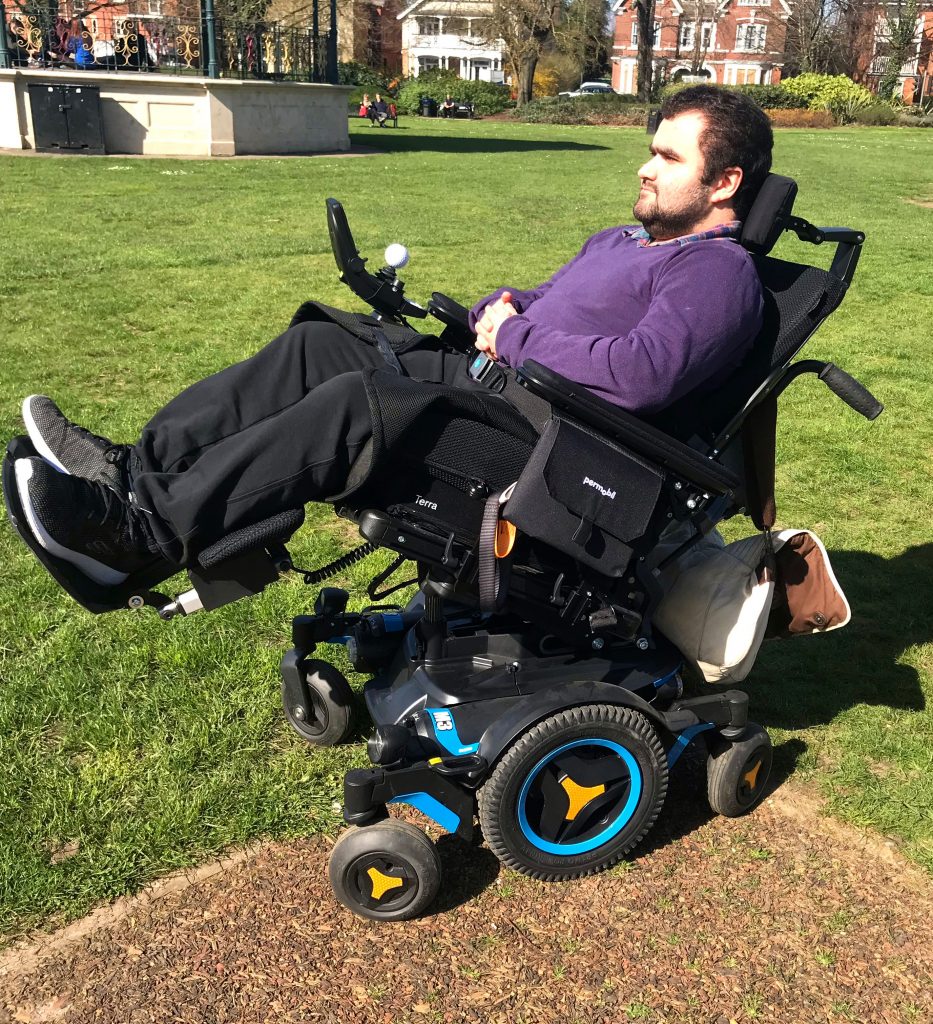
653, 665, 682, 689
667, 723, 716, 768
517, 739, 642, 856
381, 613, 405, 632
425, 708, 480, 756
388, 792, 460, 834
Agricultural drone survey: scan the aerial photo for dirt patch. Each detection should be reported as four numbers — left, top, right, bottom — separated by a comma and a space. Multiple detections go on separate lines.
2, 778, 931, 1023
904, 196, 933, 208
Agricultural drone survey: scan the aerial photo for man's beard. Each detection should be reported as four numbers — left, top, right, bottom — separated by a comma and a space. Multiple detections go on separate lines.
633, 185, 711, 239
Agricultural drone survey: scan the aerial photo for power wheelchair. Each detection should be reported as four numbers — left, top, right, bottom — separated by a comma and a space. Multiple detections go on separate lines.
3, 176, 883, 921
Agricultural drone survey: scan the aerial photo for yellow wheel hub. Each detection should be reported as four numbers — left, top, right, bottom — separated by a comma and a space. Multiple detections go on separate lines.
560, 776, 607, 821
366, 866, 405, 901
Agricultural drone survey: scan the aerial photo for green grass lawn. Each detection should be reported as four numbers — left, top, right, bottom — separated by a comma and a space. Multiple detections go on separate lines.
0, 119, 931, 940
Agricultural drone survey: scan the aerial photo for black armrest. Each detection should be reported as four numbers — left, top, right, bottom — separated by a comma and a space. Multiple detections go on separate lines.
515, 360, 739, 496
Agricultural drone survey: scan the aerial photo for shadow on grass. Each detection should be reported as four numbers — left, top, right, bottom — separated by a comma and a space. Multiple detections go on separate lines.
749, 542, 931, 730
353, 132, 609, 155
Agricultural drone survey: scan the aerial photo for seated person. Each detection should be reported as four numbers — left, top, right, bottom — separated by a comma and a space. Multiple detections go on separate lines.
369, 93, 390, 126
13, 87, 770, 588
440, 94, 457, 118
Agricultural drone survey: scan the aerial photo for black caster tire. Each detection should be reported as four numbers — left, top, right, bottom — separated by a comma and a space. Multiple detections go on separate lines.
706, 723, 773, 817
478, 704, 668, 880
328, 821, 441, 921
282, 659, 353, 747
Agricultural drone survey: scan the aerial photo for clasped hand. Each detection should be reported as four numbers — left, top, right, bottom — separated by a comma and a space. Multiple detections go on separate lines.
474, 291, 517, 360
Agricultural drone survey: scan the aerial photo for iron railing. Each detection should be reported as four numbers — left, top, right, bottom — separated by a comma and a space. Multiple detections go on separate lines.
0, 1, 338, 81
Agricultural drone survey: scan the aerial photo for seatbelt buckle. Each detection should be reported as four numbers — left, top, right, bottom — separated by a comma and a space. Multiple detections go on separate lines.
468, 352, 507, 393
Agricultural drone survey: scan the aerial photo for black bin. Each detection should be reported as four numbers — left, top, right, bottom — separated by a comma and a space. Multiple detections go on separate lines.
28, 83, 105, 153
646, 109, 662, 135
420, 96, 437, 118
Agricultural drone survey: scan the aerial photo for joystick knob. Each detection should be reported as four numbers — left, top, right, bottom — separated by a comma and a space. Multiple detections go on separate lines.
384, 243, 410, 270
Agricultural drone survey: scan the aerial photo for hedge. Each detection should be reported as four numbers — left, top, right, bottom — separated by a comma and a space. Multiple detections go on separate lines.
514, 94, 651, 125
395, 70, 512, 116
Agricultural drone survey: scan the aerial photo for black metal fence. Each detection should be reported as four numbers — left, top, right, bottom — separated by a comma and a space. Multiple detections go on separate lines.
0, 1, 338, 82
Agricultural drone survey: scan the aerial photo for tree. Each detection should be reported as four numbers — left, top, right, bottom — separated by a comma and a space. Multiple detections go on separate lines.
488, 0, 563, 104
633, 0, 656, 100
556, 0, 611, 83
676, 0, 720, 78
782, 0, 836, 75
877, 0, 921, 98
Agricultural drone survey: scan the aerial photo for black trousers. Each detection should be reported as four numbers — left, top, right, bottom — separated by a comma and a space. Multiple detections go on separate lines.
131, 321, 474, 565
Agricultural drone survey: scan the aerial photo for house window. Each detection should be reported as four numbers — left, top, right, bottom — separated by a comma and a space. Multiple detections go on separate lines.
147, 0, 163, 14
418, 17, 440, 36
418, 55, 440, 73
736, 23, 766, 51
737, 0, 769, 5
701, 22, 714, 49
679, 21, 695, 49
733, 66, 760, 84
630, 21, 660, 46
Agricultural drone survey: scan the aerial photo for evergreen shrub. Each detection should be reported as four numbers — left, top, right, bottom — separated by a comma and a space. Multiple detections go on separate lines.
395, 70, 512, 116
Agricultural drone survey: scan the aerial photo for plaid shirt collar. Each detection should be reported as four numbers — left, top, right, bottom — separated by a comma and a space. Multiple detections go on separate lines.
628, 220, 742, 247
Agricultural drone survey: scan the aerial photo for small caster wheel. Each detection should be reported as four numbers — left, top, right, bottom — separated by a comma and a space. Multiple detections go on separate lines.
707, 723, 773, 817
328, 821, 441, 921
282, 659, 353, 746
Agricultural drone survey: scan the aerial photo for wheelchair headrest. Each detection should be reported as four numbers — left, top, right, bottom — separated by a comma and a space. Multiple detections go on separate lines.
739, 174, 798, 257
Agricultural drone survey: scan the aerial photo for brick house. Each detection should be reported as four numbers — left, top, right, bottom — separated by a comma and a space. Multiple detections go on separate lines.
609, 0, 792, 94
863, 4, 933, 102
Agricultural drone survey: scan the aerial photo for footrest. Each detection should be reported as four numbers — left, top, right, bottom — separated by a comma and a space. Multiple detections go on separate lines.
3, 436, 178, 615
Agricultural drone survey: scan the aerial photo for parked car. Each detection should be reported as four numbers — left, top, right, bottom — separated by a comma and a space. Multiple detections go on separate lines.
558, 82, 614, 98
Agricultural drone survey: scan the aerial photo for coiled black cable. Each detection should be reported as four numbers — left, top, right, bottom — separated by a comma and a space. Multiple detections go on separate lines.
291, 542, 377, 586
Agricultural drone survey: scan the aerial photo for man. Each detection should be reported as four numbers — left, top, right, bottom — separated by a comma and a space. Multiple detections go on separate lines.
440, 94, 457, 118
369, 93, 390, 127
13, 86, 771, 589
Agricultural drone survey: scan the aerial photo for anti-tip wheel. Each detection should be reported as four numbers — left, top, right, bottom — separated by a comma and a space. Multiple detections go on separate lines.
706, 723, 773, 817
282, 659, 354, 746
328, 820, 442, 921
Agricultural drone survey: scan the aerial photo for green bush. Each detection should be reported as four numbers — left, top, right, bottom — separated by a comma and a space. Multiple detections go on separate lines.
853, 102, 900, 126
658, 81, 806, 109
395, 70, 512, 116
780, 73, 874, 122
514, 94, 651, 125
732, 84, 808, 110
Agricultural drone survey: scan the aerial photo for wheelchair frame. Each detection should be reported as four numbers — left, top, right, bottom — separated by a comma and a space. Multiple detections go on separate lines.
2, 179, 883, 921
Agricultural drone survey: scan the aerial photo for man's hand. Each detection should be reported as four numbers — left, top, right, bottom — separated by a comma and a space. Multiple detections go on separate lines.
474, 291, 517, 360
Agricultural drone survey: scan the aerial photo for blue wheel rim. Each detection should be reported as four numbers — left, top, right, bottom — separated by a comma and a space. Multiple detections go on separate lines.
516, 738, 642, 856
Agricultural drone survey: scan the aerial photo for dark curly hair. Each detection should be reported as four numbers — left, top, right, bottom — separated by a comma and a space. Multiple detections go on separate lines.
660, 85, 773, 220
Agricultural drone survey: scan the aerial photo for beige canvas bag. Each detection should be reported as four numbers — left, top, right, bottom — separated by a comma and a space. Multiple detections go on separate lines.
654, 529, 850, 685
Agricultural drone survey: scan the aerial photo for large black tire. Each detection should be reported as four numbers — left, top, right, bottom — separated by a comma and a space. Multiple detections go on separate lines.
706, 723, 773, 817
328, 821, 441, 921
282, 659, 354, 746
478, 704, 668, 880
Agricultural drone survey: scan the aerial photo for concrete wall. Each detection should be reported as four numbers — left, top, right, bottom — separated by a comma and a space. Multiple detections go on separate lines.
0, 69, 352, 156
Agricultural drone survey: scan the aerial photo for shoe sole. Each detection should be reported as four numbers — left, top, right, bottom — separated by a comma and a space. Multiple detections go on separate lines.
14, 458, 129, 586
22, 395, 69, 475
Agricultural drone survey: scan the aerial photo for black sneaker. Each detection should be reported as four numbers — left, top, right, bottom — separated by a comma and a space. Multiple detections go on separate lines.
22, 395, 130, 493
15, 457, 157, 586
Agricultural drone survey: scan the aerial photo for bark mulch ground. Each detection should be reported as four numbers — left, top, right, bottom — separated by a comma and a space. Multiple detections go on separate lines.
2, 774, 931, 1024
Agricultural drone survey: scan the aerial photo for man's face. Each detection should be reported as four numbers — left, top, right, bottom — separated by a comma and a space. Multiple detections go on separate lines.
633, 112, 716, 239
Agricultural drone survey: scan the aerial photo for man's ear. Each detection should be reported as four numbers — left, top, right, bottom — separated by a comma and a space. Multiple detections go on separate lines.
710, 166, 743, 206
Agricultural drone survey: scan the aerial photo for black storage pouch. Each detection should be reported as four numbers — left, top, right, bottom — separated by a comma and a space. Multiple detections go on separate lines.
502, 417, 663, 577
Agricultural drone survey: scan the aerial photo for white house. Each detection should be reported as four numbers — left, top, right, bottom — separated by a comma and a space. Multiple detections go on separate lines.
397, 0, 507, 81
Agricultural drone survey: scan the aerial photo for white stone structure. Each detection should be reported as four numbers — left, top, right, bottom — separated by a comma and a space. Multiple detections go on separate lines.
0, 69, 352, 156
397, 0, 506, 81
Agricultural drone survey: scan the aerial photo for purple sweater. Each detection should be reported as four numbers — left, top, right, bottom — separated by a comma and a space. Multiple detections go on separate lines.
469, 226, 763, 414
